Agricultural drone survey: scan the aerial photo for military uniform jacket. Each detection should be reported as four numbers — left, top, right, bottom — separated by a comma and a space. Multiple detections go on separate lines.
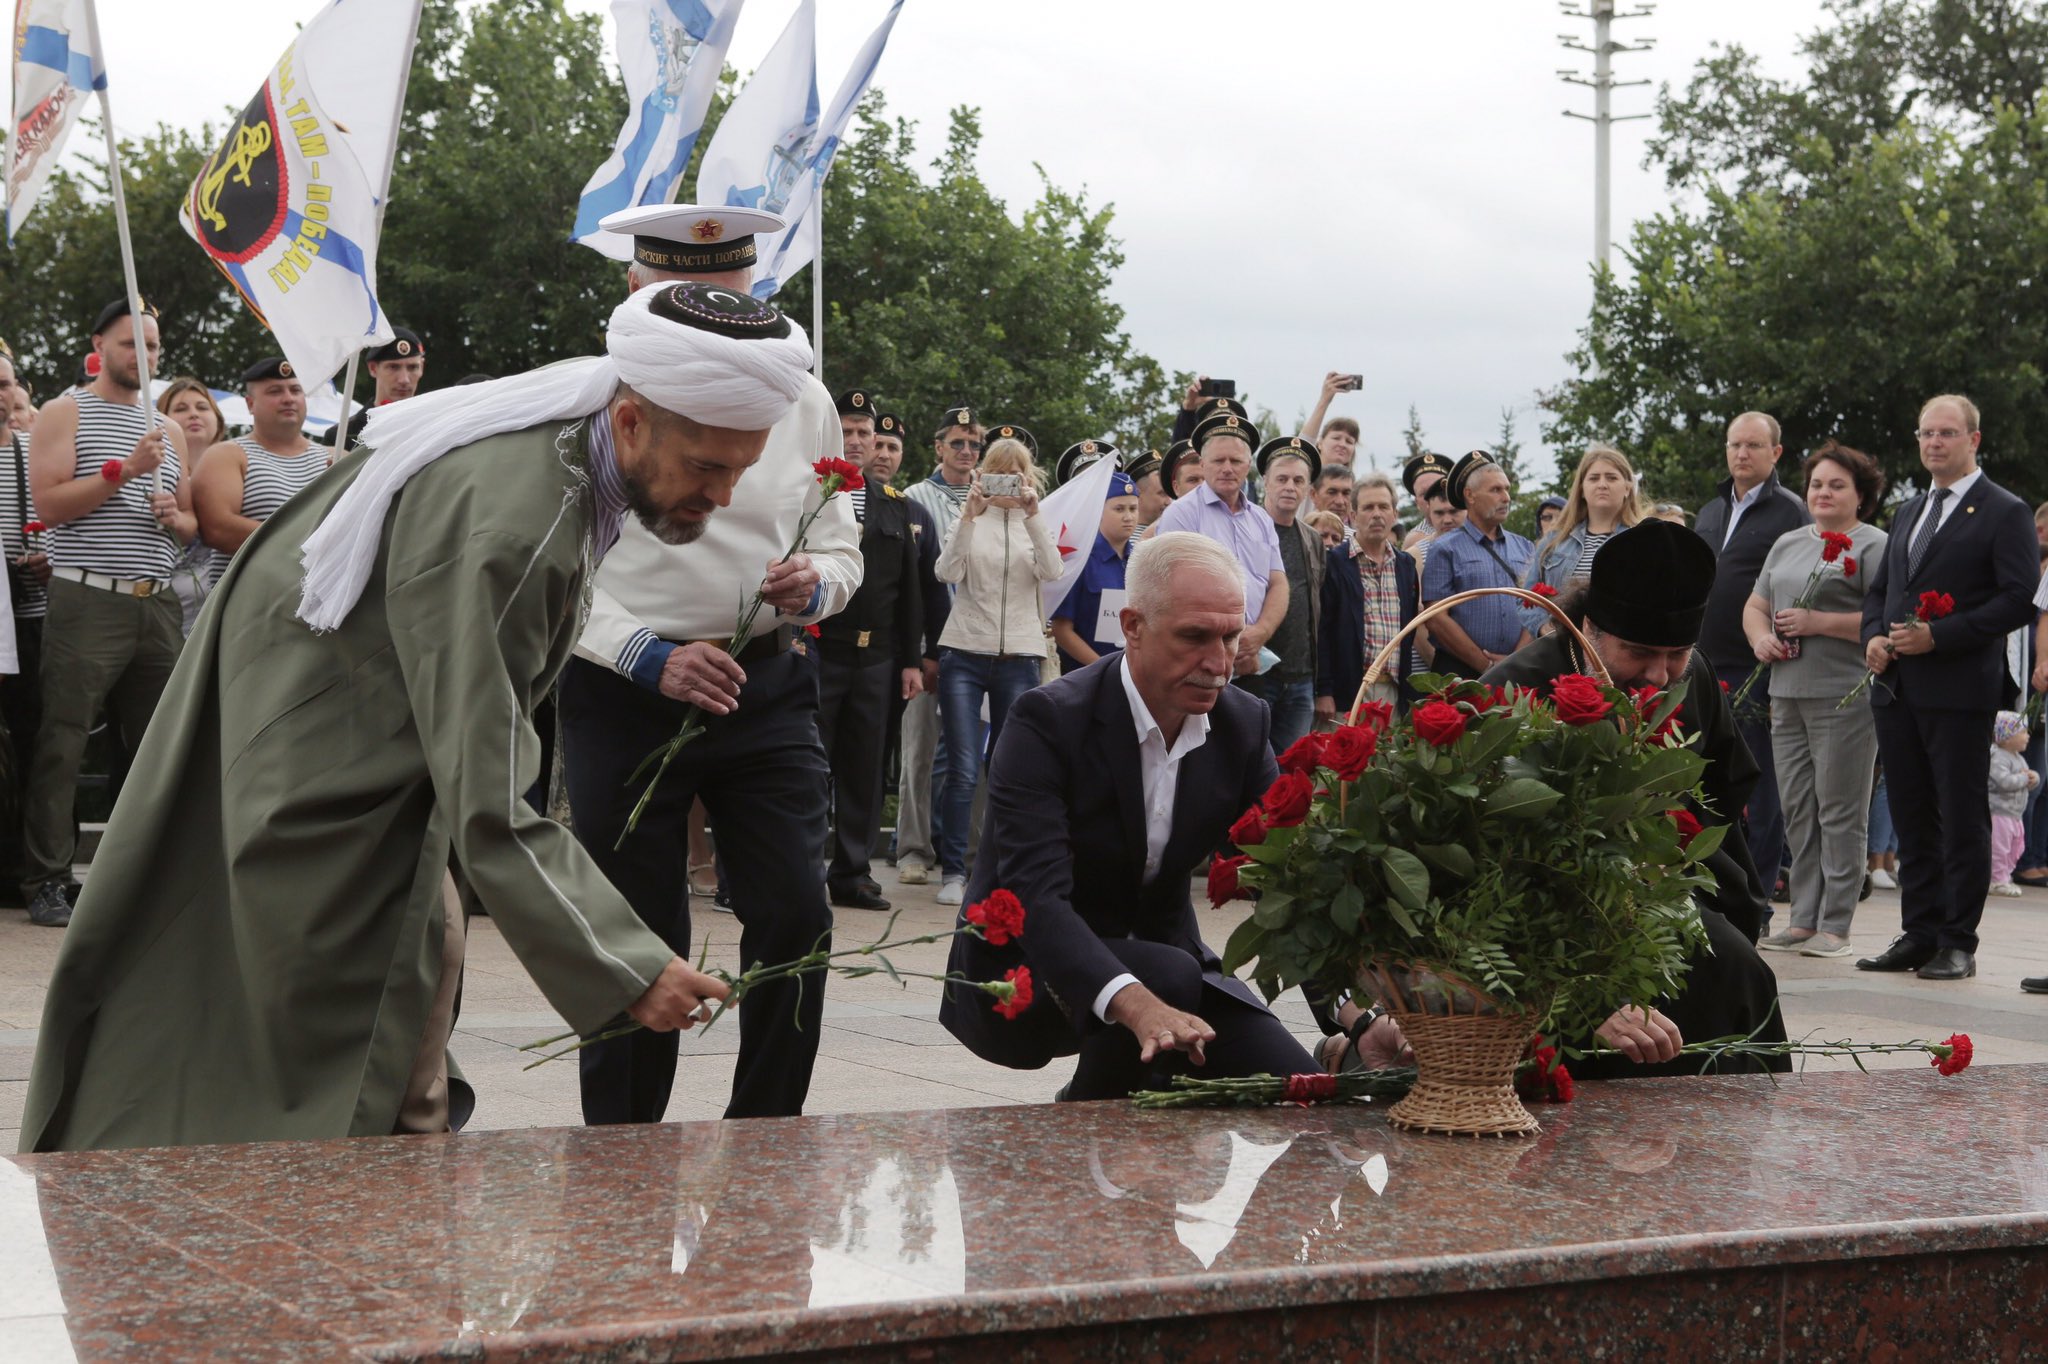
818, 484, 923, 673
21, 420, 675, 1152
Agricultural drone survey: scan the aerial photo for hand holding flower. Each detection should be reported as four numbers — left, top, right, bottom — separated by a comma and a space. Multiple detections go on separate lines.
760, 552, 820, 614
1772, 607, 1816, 639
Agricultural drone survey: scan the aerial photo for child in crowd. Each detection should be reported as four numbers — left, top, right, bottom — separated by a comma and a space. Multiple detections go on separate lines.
1989, 710, 2037, 896
1049, 469, 1140, 673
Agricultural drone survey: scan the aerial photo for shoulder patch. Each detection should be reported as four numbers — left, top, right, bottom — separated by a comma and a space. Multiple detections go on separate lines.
884, 484, 904, 498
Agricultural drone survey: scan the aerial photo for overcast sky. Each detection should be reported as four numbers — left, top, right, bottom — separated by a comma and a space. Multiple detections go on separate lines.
94, 0, 1836, 480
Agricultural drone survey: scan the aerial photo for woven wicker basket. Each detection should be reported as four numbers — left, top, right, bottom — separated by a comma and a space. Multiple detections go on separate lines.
1358, 959, 1545, 1137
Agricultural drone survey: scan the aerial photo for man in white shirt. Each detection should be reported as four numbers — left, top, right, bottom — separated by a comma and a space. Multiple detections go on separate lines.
561, 204, 862, 1122
936, 532, 1318, 1098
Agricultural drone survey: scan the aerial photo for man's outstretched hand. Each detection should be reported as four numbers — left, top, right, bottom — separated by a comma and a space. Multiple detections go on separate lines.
628, 958, 731, 1032
1596, 1004, 1682, 1064
1107, 982, 1215, 1065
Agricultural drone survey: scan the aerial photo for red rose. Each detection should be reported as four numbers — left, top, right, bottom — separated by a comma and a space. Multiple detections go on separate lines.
1354, 700, 1394, 733
1916, 590, 1954, 622
1630, 685, 1682, 740
1840, 556, 1857, 576
1550, 673, 1612, 726
1667, 808, 1703, 847
1208, 854, 1250, 908
992, 966, 1033, 1019
1277, 733, 1326, 776
1260, 772, 1315, 826
965, 888, 1027, 946
812, 456, 867, 492
1321, 724, 1378, 780
1933, 1032, 1973, 1076
1528, 582, 1559, 599
1411, 700, 1466, 747
1818, 530, 1853, 562
1229, 807, 1267, 847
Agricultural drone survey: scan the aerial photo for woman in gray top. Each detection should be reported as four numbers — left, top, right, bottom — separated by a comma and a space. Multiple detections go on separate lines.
1742, 442, 1889, 957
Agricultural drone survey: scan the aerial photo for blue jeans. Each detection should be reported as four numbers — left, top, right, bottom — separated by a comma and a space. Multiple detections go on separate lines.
1867, 770, 1896, 856
938, 650, 1041, 878
1239, 674, 1314, 756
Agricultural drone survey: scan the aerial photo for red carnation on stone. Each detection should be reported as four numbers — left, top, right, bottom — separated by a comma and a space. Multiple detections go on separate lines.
1667, 808, 1703, 847
1208, 854, 1251, 908
1933, 1033, 1973, 1076
1321, 724, 1378, 780
1548, 1065, 1577, 1103
965, 888, 1027, 947
1260, 772, 1315, 827
1412, 700, 1466, 747
1277, 733, 1325, 776
812, 456, 866, 492
992, 966, 1033, 1019
1354, 700, 1394, 733
1550, 673, 1612, 726
1283, 1073, 1339, 1103
1229, 807, 1267, 847
1819, 530, 1853, 563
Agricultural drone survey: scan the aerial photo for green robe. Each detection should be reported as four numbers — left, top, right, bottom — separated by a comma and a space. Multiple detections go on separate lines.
21, 419, 675, 1151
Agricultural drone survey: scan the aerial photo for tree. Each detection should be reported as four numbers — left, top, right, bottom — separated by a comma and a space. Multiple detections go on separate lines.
1400, 404, 1429, 459
1487, 406, 1524, 488
1544, 0, 2048, 510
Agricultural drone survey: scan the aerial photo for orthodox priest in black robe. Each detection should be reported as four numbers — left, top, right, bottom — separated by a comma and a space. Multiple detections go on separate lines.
1483, 519, 1790, 1080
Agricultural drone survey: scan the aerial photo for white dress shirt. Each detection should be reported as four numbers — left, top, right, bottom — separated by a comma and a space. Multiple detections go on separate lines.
1091, 656, 1212, 1021
1907, 467, 1984, 545
1721, 478, 1767, 547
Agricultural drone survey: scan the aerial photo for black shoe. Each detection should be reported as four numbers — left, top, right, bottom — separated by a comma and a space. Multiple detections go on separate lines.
2022, 976, 2048, 994
857, 876, 883, 897
828, 883, 892, 911
1772, 875, 1791, 904
1860, 873, 1873, 903
1856, 935, 1936, 972
64, 881, 83, 905
26, 880, 72, 928
1915, 948, 1976, 980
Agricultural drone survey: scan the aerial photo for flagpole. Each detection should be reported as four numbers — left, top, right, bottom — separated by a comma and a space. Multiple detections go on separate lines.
331, 0, 424, 456
811, 185, 824, 380
81, 0, 160, 492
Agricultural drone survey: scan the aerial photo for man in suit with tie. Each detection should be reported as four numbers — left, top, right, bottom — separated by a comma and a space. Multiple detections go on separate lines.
1857, 395, 2038, 981
938, 532, 1321, 1098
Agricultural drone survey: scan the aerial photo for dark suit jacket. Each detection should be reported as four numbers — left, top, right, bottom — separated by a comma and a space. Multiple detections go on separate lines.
1316, 539, 1419, 712
938, 657, 1279, 1068
818, 485, 923, 672
1694, 470, 1810, 667
1859, 473, 2037, 712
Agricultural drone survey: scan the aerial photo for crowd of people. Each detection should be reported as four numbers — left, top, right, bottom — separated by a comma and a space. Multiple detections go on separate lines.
7, 202, 2047, 1152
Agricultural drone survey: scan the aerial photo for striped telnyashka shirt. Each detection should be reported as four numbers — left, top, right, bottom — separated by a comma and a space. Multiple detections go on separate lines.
48, 391, 184, 581
204, 436, 327, 587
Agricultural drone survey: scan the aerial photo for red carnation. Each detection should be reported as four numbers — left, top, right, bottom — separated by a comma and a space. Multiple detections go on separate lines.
1277, 732, 1325, 776
1412, 700, 1467, 747
1719, 678, 1731, 692
1528, 582, 1559, 599
1321, 724, 1378, 780
84, 351, 102, 378
1818, 530, 1853, 563
1667, 808, 1703, 847
1916, 590, 1954, 622
1550, 673, 1612, 726
1547, 1064, 1576, 1103
21, 520, 44, 536
812, 456, 866, 492
1229, 807, 1267, 847
100, 460, 124, 483
1208, 854, 1251, 908
965, 888, 1027, 947
1354, 700, 1394, 733
1933, 1033, 1973, 1076
1260, 772, 1315, 827
992, 966, 1033, 1020
1841, 556, 1857, 576
1283, 1073, 1339, 1103
804, 623, 822, 637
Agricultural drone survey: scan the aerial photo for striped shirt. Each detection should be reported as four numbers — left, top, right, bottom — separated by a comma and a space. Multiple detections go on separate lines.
848, 487, 867, 524
49, 391, 183, 580
204, 436, 328, 586
1, 434, 48, 620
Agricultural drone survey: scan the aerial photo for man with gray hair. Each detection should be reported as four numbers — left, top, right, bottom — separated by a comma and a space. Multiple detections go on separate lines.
938, 531, 1319, 1099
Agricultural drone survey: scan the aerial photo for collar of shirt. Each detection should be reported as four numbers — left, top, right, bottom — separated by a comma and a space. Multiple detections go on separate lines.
1347, 535, 1396, 567
1914, 466, 1983, 539
1456, 518, 1509, 548
1118, 655, 1210, 884
1089, 533, 1128, 570
1193, 480, 1253, 517
586, 408, 629, 560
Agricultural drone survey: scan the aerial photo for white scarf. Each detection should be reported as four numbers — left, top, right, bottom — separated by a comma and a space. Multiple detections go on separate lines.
296, 283, 813, 630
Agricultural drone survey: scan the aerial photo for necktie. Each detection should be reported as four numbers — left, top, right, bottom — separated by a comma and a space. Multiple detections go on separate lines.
1906, 487, 1951, 579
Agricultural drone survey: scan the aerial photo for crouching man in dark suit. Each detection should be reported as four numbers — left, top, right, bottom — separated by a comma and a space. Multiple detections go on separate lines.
938, 532, 1320, 1099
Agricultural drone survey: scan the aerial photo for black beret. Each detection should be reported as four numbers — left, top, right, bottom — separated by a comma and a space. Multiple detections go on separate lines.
984, 423, 1036, 458
836, 388, 875, 418
1191, 409, 1260, 452
1255, 434, 1321, 482
1584, 519, 1716, 648
1056, 438, 1120, 486
92, 295, 159, 335
1402, 450, 1453, 496
242, 356, 297, 384
367, 327, 423, 363
1445, 449, 1500, 511
875, 412, 904, 439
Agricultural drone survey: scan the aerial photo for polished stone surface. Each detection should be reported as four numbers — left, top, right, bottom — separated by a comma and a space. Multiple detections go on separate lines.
4, 1066, 2046, 1361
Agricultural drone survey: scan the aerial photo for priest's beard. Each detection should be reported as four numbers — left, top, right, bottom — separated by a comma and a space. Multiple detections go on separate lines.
623, 469, 709, 545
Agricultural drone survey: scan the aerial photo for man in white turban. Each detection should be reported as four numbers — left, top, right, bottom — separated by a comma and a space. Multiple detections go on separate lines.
22, 282, 816, 1152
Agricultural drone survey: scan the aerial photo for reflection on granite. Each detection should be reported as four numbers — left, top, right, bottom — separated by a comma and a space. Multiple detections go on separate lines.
4, 1067, 2046, 1361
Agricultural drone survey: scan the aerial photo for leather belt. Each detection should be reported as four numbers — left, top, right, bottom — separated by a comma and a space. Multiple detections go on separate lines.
53, 566, 165, 598
689, 625, 792, 666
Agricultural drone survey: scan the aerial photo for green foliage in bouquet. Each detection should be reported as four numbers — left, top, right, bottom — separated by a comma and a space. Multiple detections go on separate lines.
1217, 674, 1723, 1044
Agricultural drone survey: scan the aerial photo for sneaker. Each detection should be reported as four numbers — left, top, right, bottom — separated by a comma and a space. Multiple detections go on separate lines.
27, 880, 72, 928
1757, 929, 1817, 952
898, 857, 930, 886
1990, 881, 2024, 897
711, 888, 735, 915
1870, 868, 1898, 890
1801, 933, 1855, 957
936, 877, 966, 907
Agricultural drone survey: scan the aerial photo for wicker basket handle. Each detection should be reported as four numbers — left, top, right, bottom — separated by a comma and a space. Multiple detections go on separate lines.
1350, 586, 1612, 723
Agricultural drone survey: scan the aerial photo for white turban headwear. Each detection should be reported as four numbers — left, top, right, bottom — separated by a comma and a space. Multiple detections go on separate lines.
295, 281, 813, 631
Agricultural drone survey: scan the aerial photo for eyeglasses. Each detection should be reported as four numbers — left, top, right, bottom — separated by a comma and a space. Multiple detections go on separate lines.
945, 439, 982, 453
1914, 428, 1970, 441
1726, 442, 1771, 453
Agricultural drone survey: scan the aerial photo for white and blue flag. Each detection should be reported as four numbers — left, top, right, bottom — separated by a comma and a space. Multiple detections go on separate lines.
693, 0, 816, 224
573, 0, 746, 262
6, 0, 107, 240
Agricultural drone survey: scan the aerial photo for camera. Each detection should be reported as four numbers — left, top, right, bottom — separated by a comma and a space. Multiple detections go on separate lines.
981, 472, 1022, 499
1338, 374, 1363, 392
1198, 378, 1237, 400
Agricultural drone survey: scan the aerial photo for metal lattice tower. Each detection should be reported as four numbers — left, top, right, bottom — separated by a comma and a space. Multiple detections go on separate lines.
1558, 1, 1655, 268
